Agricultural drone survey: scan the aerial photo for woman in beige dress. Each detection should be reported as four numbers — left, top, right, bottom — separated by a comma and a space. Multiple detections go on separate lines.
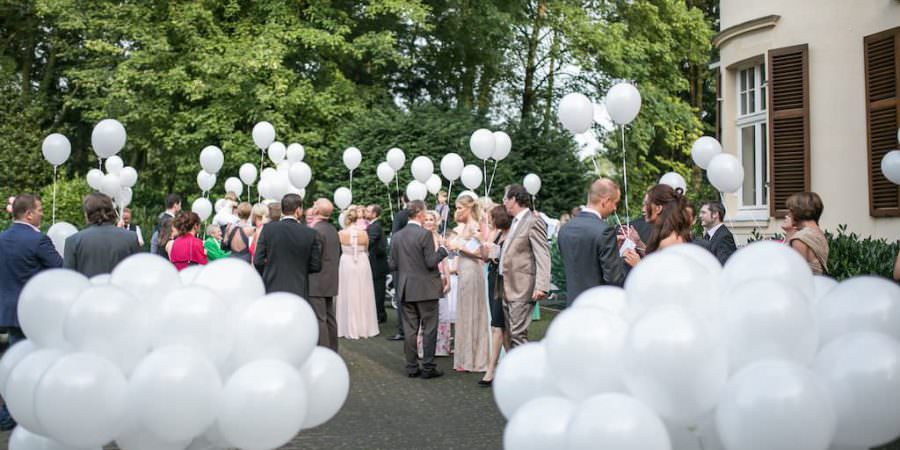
450, 194, 489, 372
783, 192, 829, 275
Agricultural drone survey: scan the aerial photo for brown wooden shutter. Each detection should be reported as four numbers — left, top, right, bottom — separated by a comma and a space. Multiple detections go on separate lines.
767, 44, 810, 218
864, 27, 900, 217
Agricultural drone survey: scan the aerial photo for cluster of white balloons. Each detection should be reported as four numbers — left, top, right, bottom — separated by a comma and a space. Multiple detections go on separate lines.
690, 136, 744, 194
3, 256, 351, 450
249, 121, 308, 203
497, 241, 900, 450
469, 129, 512, 163
558, 82, 642, 134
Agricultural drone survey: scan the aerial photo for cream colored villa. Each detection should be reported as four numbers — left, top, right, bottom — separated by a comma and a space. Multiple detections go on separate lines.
713, 0, 900, 242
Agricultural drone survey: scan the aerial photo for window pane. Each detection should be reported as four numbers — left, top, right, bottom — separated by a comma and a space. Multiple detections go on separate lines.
740, 92, 747, 115
761, 85, 767, 111
761, 123, 768, 205
740, 70, 747, 91
741, 126, 756, 206
748, 69, 755, 90
748, 87, 756, 113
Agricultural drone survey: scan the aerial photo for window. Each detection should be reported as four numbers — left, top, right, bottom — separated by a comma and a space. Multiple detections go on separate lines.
736, 62, 768, 209
865, 27, 900, 217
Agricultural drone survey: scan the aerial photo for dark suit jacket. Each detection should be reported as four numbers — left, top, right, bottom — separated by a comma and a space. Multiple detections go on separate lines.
254, 217, 323, 299
557, 211, 625, 304
391, 208, 409, 235
389, 223, 447, 303
63, 224, 141, 277
367, 219, 389, 277
0, 223, 64, 327
706, 224, 737, 265
308, 221, 340, 298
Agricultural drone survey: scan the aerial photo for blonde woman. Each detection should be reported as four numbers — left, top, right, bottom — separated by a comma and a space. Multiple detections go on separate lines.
249, 203, 269, 261
449, 194, 489, 372
336, 206, 380, 338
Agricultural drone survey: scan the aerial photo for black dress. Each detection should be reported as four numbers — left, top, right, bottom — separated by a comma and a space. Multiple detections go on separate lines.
486, 233, 505, 329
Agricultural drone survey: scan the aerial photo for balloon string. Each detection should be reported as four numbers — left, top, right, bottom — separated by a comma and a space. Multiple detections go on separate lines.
258, 150, 264, 203
385, 182, 394, 219
482, 159, 487, 198
350, 169, 353, 193
621, 125, 630, 227
442, 179, 454, 241
487, 159, 498, 197
395, 175, 401, 210
52, 165, 57, 225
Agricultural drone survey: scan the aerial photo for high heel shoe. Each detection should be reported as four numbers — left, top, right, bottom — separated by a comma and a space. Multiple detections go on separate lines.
478, 378, 493, 387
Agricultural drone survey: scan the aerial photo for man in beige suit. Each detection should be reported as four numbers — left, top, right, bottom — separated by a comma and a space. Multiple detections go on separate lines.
499, 184, 551, 348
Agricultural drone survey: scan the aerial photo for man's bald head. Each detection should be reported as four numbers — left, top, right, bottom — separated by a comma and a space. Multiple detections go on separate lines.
588, 178, 621, 218
314, 198, 334, 218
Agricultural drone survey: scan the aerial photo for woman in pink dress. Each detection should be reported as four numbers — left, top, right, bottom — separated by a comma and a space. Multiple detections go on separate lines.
336, 206, 380, 339
168, 211, 208, 270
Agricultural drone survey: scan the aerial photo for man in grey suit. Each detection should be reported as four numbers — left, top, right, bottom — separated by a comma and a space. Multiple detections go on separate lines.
558, 179, 626, 305
308, 198, 341, 351
64, 193, 141, 277
389, 200, 448, 378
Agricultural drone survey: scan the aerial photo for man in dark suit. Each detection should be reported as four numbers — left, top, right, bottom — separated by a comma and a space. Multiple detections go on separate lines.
64, 193, 141, 277
389, 200, 448, 378
0, 194, 63, 344
366, 204, 389, 323
254, 194, 323, 299
699, 201, 737, 265
558, 179, 626, 306
308, 198, 341, 351
150, 193, 181, 254
387, 194, 410, 340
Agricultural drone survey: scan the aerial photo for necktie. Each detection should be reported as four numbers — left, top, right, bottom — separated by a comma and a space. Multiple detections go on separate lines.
703, 232, 711, 240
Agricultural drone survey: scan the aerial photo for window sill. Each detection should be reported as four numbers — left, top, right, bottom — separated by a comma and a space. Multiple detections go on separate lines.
731, 208, 771, 225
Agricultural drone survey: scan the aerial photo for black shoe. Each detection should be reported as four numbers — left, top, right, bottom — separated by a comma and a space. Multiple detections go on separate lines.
478, 379, 493, 387
387, 334, 405, 341
407, 370, 422, 378
420, 369, 444, 379
378, 317, 387, 323
0, 404, 16, 431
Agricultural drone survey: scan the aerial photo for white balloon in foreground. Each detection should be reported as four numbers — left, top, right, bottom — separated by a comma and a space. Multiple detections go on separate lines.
558, 93, 594, 134
91, 119, 127, 159
0, 340, 36, 397
469, 128, 495, 160
376, 162, 395, 185
286, 143, 305, 163
523, 173, 541, 195
411, 156, 434, 183
882, 150, 900, 185
570, 286, 628, 317
5, 348, 64, 434
707, 153, 743, 193
406, 180, 427, 201
606, 82, 642, 125
334, 187, 352, 210
224, 177, 243, 196
504, 396, 575, 450
18, 269, 90, 349
192, 197, 213, 221
426, 174, 442, 195
545, 308, 627, 399
10, 425, 95, 450
659, 172, 686, 194
493, 131, 512, 161
199, 146, 224, 174
460, 164, 482, 190
566, 393, 672, 450
440, 153, 464, 181
42, 133, 71, 166
233, 292, 319, 367
252, 121, 275, 150
817, 276, 900, 344
343, 147, 362, 171
386, 147, 405, 171
63, 285, 145, 373
47, 222, 77, 256
494, 343, 556, 419
691, 136, 722, 169
299, 347, 350, 429
721, 240, 814, 304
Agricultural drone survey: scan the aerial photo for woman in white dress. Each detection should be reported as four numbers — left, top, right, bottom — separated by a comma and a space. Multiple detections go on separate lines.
336, 206, 380, 339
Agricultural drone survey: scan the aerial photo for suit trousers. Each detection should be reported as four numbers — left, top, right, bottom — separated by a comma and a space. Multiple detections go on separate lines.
402, 299, 439, 374
373, 274, 387, 322
393, 271, 405, 336
503, 300, 534, 349
308, 296, 338, 352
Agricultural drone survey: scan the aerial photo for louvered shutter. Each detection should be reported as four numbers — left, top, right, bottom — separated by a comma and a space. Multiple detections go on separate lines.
865, 27, 900, 217
767, 44, 810, 218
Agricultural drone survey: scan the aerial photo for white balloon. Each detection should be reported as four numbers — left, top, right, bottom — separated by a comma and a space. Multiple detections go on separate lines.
707, 153, 744, 193
224, 177, 242, 196
47, 222, 77, 256
100, 173, 121, 198
178, 265, 202, 285
63, 285, 146, 374
266, 167, 291, 201
440, 153, 464, 181
386, 147, 405, 171
86, 169, 104, 190
196, 170, 216, 192
260, 167, 277, 181
691, 136, 723, 169
334, 187, 352, 210
288, 162, 312, 189
406, 180, 427, 201
192, 197, 213, 222
217, 360, 308, 450
460, 164, 482, 190
492, 131, 512, 161
115, 427, 189, 450
6, 349, 65, 434
814, 332, 900, 448
128, 346, 222, 443
299, 347, 350, 429
606, 82, 642, 125
523, 173, 541, 196
115, 187, 133, 209
153, 286, 232, 366
343, 147, 362, 171
239, 163, 257, 186
192, 258, 265, 313
10, 426, 96, 450
91, 119, 127, 159
662, 243, 723, 278
199, 146, 224, 174
558, 93, 595, 134
493, 343, 557, 419
624, 306, 727, 425
659, 172, 687, 194
376, 162, 395, 185
119, 167, 138, 188
42, 133, 71, 166
232, 293, 319, 367
90, 274, 110, 285
410, 156, 434, 183
0, 340, 36, 398
35, 352, 128, 448
812, 275, 838, 306
716, 360, 836, 450
252, 121, 275, 150
111, 253, 181, 306
503, 396, 575, 450
18, 269, 90, 349
721, 241, 815, 305
469, 128, 495, 160
817, 276, 900, 344
723, 280, 818, 373
882, 150, 900, 185
566, 393, 672, 450
570, 286, 628, 316
545, 308, 627, 399
624, 252, 717, 324
105, 155, 124, 175
266, 141, 285, 165
286, 143, 305, 163
425, 174, 442, 195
